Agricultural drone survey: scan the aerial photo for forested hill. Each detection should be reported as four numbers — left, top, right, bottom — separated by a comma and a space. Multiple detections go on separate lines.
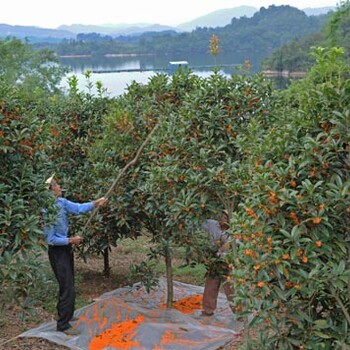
37, 5, 329, 56
262, 1, 349, 72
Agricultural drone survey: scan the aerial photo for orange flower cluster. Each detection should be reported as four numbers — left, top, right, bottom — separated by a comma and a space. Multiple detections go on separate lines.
310, 166, 318, 177
313, 217, 322, 224
315, 240, 322, 248
246, 207, 257, 219
253, 265, 261, 271
285, 281, 294, 288
290, 180, 297, 188
268, 191, 279, 205
266, 237, 273, 246
289, 212, 300, 225
243, 249, 257, 258
301, 256, 308, 263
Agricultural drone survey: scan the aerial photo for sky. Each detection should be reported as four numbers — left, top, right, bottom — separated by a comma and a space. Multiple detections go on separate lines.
1, 0, 338, 29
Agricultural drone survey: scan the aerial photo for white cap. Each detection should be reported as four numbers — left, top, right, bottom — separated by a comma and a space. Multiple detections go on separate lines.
45, 173, 55, 188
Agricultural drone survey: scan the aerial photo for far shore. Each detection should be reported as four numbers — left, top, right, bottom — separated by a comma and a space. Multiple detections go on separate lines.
57, 54, 307, 79
263, 70, 306, 78
59, 53, 155, 58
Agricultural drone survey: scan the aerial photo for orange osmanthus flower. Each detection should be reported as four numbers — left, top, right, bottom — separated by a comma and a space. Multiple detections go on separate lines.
313, 217, 322, 224
246, 207, 257, 218
310, 167, 317, 177
285, 281, 294, 288
268, 191, 279, 204
315, 240, 322, 248
253, 265, 261, 271
290, 180, 297, 188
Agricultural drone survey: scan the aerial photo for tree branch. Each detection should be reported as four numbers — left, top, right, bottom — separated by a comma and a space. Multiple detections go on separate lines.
330, 285, 350, 326
82, 123, 159, 232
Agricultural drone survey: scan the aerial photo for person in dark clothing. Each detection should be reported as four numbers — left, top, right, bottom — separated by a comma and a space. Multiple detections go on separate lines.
201, 209, 235, 316
43, 174, 107, 335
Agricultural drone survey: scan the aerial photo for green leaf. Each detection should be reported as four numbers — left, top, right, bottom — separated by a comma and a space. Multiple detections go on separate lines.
313, 331, 332, 339
314, 319, 329, 329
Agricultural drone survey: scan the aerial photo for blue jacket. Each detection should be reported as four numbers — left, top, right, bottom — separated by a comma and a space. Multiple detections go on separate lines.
43, 197, 94, 245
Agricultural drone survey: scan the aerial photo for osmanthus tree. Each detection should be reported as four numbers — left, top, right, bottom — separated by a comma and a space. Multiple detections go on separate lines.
142, 68, 275, 305
92, 66, 275, 306
89, 72, 204, 284
41, 73, 122, 274
0, 82, 54, 306
229, 47, 350, 348
0, 38, 70, 307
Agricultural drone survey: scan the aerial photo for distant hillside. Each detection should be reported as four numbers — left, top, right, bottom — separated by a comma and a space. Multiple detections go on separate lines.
0, 24, 75, 41
50, 5, 329, 59
0, 5, 336, 43
177, 6, 258, 31
58, 23, 178, 36
112, 24, 179, 36
302, 6, 336, 16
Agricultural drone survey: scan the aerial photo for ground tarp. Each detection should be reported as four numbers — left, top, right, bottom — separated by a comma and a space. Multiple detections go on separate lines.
20, 277, 243, 350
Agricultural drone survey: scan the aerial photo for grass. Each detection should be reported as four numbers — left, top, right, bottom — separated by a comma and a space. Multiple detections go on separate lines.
109, 235, 207, 285
123, 236, 207, 285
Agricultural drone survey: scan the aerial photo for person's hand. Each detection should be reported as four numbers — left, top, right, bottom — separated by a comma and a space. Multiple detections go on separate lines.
69, 235, 83, 245
93, 197, 108, 208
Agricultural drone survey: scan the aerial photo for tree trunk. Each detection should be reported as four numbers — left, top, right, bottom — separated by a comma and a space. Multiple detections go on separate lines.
165, 247, 173, 308
103, 246, 110, 278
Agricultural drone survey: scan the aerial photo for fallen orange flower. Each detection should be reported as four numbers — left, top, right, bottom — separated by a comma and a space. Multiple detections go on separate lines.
89, 315, 144, 350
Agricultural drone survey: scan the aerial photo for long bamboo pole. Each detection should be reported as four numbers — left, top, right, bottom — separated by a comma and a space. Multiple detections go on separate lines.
82, 123, 159, 232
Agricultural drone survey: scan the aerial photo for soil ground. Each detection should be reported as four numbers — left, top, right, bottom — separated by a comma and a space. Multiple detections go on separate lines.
0, 237, 247, 350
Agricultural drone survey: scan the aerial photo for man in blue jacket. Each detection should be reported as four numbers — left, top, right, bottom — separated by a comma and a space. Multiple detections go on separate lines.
43, 174, 107, 335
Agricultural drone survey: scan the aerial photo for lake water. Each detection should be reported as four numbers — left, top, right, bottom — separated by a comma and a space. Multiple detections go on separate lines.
58, 52, 285, 97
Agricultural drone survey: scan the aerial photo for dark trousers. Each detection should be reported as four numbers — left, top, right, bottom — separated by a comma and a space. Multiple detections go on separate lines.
48, 245, 75, 331
203, 275, 235, 315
